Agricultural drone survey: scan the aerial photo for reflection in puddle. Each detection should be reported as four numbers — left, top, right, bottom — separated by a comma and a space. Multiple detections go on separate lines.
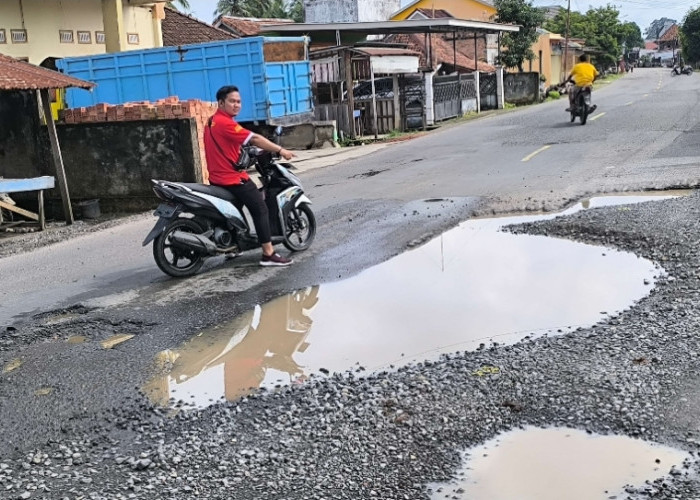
144, 288, 317, 407
146, 193, 685, 408
428, 427, 688, 500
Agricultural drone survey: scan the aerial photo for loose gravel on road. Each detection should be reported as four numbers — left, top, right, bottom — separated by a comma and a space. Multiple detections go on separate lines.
3, 192, 700, 499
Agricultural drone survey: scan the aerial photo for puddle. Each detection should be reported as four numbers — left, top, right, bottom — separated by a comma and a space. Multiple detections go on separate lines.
100, 334, 134, 349
428, 427, 688, 500
66, 335, 88, 344
145, 192, 688, 408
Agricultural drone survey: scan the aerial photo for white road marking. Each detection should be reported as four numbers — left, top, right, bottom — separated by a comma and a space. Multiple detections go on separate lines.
589, 112, 606, 121
521, 145, 551, 162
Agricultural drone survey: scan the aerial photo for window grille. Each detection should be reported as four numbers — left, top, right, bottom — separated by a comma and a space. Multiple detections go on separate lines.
0, 30, 6, 44
11, 29, 27, 43
95, 31, 105, 44
77, 31, 91, 44
127, 33, 139, 45
59, 30, 74, 43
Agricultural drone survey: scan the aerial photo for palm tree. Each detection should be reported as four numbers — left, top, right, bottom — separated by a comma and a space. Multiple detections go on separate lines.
215, 0, 247, 16
167, 0, 190, 11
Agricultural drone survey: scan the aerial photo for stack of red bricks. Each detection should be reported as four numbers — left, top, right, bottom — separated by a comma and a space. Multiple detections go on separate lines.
59, 97, 219, 183
58, 96, 218, 124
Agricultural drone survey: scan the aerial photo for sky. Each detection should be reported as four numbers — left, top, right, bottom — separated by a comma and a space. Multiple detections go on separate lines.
188, 0, 698, 36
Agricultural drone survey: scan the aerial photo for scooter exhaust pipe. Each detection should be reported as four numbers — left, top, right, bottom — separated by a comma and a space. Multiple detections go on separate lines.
170, 230, 218, 255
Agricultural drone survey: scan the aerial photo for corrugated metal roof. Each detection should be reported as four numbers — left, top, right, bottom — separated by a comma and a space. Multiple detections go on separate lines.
0, 53, 94, 91
353, 47, 420, 57
216, 16, 295, 37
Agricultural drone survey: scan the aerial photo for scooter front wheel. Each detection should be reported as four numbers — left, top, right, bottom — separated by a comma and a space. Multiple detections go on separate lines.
153, 218, 205, 277
283, 204, 316, 252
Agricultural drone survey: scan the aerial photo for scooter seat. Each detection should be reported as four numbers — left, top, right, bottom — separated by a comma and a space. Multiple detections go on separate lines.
180, 183, 234, 202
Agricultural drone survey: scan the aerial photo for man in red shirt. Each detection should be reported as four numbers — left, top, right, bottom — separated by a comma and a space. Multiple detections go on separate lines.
204, 85, 296, 266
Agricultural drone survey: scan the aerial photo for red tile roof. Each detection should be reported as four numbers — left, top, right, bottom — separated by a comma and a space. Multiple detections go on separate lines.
659, 24, 679, 42
163, 8, 238, 46
386, 33, 495, 72
645, 41, 658, 50
216, 16, 295, 37
0, 53, 94, 91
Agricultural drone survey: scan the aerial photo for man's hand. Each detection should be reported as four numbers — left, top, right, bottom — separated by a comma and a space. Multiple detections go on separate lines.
278, 148, 295, 161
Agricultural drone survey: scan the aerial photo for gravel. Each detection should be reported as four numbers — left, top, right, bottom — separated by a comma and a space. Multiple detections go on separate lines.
3, 192, 700, 499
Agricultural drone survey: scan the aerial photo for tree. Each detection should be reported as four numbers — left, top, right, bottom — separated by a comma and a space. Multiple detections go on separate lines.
494, 0, 546, 72
681, 7, 700, 64
167, 0, 190, 11
619, 22, 644, 50
215, 0, 301, 20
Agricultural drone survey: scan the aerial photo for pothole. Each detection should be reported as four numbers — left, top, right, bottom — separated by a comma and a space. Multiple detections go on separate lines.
145, 191, 689, 409
428, 426, 689, 500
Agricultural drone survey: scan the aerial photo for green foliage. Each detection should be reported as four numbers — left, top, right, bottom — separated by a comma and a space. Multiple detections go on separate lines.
167, 0, 191, 10
215, 0, 301, 20
543, 5, 642, 68
547, 90, 560, 99
681, 7, 700, 64
494, 0, 546, 72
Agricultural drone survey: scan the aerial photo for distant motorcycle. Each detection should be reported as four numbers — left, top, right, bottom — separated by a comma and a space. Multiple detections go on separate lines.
671, 65, 693, 76
143, 145, 315, 277
569, 86, 596, 125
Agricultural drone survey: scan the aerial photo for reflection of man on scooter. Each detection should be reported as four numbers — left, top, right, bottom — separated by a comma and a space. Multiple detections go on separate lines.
145, 286, 320, 405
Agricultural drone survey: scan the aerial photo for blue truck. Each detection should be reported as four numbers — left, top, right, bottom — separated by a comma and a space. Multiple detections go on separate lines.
56, 36, 312, 125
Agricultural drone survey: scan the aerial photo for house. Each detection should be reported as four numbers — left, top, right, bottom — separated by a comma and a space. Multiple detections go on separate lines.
391, 0, 495, 22
386, 33, 495, 73
162, 7, 237, 46
0, 0, 169, 66
391, 2, 498, 66
528, 29, 583, 86
657, 24, 679, 52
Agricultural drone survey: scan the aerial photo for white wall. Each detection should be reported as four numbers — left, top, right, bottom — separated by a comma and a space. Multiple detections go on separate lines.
304, 0, 399, 23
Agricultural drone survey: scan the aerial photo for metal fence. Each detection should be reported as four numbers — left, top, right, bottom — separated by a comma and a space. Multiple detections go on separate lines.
433, 74, 478, 122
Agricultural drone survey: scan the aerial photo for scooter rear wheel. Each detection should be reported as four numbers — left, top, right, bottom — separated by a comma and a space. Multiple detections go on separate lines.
153, 218, 205, 277
283, 204, 316, 252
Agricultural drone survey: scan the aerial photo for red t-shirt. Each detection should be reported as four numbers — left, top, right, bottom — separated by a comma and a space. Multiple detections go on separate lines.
204, 108, 254, 186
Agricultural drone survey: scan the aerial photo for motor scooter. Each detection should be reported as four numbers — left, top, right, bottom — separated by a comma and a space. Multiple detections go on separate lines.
142, 141, 315, 277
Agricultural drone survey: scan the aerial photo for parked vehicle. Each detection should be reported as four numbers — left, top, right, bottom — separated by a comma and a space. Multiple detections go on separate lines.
671, 65, 694, 76
143, 145, 315, 277
569, 86, 596, 125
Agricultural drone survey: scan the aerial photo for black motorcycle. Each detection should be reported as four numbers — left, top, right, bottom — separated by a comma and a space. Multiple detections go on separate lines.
671, 65, 693, 76
569, 86, 596, 125
143, 148, 315, 277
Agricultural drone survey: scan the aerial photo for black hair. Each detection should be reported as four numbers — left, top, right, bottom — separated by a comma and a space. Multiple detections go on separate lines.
216, 85, 240, 102
579, 54, 589, 63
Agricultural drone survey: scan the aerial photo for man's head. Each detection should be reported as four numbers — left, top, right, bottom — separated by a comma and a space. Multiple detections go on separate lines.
216, 85, 241, 117
579, 54, 589, 63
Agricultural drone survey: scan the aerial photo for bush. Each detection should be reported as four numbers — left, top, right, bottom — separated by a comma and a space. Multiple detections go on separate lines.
548, 90, 561, 99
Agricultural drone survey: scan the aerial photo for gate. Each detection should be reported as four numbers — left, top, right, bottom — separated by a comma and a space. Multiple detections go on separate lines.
479, 72, 498, 110
433, 75, 461, 122
400, 75, 425, 130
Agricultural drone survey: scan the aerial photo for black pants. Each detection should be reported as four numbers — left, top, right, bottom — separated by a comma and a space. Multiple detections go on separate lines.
220, 180, 271, 245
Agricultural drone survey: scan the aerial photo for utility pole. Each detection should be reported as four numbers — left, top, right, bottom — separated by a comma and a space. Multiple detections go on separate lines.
562, 0, 571, 82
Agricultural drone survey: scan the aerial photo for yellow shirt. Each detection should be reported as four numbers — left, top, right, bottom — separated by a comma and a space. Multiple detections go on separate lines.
570, 62, 599, 87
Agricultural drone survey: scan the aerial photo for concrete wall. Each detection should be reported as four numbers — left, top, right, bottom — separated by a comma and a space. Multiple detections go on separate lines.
304, 0, 399, 22
504, 72, 540, 104
0, 93, 201, 214
0, 0, 159, 64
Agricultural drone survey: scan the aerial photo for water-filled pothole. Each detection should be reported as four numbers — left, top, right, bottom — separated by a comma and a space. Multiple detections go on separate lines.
145, 192, 688, 407
428, 427, 688, 500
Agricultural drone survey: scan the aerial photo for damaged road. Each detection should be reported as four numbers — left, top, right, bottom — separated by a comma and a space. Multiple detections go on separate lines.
1, 68, 700, 498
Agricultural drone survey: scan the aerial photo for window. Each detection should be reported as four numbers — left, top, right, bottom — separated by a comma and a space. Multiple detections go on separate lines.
59, 30, 74, 43
77, 31, 91, 44
95, 31, 105, 44
11, 29, 27, 43
0, 29, 6, 44
127, 33, 139, 45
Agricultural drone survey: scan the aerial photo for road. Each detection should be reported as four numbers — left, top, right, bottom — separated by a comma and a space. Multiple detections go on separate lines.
1, 67, 699, 454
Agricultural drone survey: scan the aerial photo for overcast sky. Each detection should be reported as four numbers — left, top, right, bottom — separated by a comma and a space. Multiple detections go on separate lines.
188, 0, 696, 36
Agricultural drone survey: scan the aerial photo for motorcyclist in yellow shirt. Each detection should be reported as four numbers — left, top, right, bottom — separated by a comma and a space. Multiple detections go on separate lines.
565, 54, 599, 113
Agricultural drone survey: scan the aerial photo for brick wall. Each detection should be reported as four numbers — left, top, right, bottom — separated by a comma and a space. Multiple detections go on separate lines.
59, 97, 218, 183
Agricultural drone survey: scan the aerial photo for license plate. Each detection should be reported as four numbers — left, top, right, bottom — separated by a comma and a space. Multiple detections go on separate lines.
154, 203, 177, 218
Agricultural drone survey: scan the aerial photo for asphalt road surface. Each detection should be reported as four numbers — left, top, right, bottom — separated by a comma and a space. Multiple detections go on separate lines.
1, 67, 699, 458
